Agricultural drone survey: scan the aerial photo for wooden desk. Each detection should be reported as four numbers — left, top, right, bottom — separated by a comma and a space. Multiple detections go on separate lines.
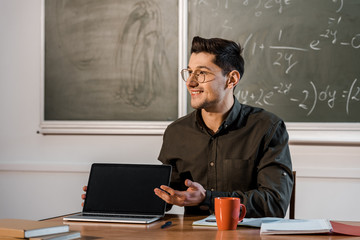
46, 214, 360, 240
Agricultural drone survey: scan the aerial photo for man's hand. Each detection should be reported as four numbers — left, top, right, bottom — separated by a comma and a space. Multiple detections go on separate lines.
154, 179, 206, 207
81, 186, 87, 207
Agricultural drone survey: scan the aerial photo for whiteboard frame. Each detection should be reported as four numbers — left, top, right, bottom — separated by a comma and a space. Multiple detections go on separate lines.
39, 0, 360, 145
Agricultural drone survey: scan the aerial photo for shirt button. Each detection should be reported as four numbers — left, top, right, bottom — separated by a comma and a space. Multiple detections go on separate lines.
210, 162, 215, 167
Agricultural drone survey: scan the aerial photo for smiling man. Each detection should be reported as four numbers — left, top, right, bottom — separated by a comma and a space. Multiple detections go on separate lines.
154, 36, 293, 218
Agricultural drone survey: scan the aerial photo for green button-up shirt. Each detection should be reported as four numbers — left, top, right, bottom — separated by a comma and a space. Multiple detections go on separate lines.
158, 98, 293, 217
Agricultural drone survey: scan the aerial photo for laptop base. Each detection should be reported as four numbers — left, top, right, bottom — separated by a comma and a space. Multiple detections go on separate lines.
63, 213, 160, 224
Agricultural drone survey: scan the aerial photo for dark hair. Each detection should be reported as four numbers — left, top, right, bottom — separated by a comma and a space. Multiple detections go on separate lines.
190, 36, 244, 79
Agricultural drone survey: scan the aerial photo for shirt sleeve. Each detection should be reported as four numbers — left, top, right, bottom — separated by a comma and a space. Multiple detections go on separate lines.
158, 128, 183, 189
207, 120, 293, 218
158, 128, 181, 212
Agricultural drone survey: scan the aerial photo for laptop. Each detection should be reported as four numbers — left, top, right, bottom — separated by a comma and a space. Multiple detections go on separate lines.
63, 163, 172, 224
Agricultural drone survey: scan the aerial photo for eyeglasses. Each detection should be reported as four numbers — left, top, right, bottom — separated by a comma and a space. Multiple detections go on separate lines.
180, 69, 216, 83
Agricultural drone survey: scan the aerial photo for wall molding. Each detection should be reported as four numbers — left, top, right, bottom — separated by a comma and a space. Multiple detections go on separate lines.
288, 125, 360, 146
295, 167, 360, 180
0, 163, 91, 173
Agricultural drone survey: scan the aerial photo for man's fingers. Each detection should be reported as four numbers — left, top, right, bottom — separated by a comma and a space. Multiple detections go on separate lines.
154, 187, 186, 206
185, 179, 199, 190
155, 181, 206, 207
185, 179, 205, 192
159, 185, 177, 196
185, 179, 193, 187
81, 186, 87, 207
154, 188, 172, 203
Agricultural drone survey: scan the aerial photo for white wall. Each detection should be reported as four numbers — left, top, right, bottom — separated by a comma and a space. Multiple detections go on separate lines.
1, 0, 359, 221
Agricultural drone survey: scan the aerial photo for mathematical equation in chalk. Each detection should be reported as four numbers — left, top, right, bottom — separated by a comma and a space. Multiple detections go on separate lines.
241, 0, 291, 16
236, 78, 360, 116
191, 0, 360, 120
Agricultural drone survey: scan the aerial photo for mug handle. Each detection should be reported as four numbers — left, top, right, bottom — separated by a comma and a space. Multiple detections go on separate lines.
238, 204, 246, 222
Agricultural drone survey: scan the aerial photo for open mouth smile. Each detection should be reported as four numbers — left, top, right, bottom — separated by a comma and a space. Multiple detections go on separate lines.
190, 90, 203, 95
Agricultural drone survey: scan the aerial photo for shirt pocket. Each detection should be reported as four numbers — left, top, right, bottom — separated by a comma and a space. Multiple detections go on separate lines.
223, 158, 256, 192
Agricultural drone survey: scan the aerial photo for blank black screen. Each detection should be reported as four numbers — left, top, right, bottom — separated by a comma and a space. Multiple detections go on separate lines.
83, 163, 171, 215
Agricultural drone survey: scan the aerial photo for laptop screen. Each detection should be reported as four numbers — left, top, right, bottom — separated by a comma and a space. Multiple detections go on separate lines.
83, 163, 172, 216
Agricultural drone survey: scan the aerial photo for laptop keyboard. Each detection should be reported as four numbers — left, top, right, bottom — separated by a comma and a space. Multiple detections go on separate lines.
82, 213, 154, 219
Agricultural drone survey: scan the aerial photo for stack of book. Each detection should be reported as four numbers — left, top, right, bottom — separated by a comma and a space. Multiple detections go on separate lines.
0, 219, 80, 240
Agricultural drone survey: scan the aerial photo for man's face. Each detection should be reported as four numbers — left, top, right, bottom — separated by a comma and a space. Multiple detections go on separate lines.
186, 52, 229, 112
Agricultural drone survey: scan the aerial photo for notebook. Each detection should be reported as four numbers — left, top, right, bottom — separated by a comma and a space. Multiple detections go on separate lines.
63, 163, 172, 224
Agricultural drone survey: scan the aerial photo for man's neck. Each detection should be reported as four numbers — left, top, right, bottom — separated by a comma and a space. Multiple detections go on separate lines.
201, 97, 234, 134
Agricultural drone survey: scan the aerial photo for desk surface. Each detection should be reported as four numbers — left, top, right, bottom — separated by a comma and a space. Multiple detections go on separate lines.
46, 214, 360, 240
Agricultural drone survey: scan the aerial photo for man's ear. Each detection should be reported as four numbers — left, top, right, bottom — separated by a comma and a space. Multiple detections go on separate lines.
226, 70, 240, 89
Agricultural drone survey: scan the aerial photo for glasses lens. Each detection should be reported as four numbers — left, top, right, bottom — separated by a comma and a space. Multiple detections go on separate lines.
198, 72, 205, 83
181, 69, 190, 82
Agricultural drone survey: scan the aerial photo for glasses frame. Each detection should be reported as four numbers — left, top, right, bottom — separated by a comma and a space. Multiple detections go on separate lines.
180, 69, 217, 83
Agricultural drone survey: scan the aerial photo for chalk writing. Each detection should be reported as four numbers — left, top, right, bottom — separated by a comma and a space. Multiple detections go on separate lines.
190, 0, 360, 121
236, 79, 360, 116
310, 0, 360, 50
114, 1, 167, 108
333, 0, 344, 13
242, 0, 292, 16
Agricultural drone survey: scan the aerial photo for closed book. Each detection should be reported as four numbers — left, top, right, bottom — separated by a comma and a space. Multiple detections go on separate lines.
260, 219, 360, 236
260, 219, 332, 235
29, 231, 81, 240
0, 219, 69, 238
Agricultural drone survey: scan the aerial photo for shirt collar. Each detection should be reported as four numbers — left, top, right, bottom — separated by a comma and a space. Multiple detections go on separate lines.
195, 97, 243, 134
219, 97, 242, 131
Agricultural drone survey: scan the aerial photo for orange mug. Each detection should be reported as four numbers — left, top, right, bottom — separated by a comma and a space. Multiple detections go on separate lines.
215, 197, 246, 230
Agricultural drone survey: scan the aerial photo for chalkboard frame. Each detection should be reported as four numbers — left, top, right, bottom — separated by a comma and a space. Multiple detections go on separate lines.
39, 0, 360, 144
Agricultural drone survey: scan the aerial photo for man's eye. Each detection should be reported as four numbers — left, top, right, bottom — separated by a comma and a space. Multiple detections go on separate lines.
199, 71, 206, 75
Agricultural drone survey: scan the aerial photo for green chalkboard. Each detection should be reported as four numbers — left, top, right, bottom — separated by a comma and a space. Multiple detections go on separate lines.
44, 0, 179, 121
188, 0, 360, 122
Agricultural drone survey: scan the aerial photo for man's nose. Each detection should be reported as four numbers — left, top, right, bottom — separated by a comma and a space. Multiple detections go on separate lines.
186, 74, 199, 87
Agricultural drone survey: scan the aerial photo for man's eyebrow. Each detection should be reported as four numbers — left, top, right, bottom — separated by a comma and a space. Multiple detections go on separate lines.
187, 65, 212, 71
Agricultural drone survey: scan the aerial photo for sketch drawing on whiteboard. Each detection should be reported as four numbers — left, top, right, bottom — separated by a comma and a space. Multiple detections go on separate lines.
114, 1, 168, 108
